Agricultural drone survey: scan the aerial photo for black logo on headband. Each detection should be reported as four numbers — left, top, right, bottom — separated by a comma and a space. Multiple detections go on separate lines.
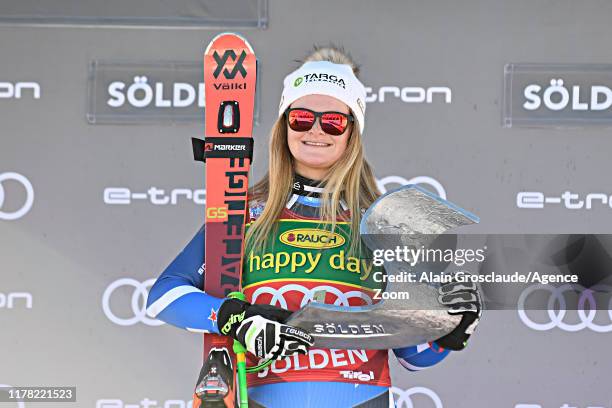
213, 50, 248, 79
301, 73, 346, 89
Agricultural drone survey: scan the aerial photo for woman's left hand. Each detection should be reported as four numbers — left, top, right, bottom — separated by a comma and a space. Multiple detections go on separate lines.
434, 271, 482, 350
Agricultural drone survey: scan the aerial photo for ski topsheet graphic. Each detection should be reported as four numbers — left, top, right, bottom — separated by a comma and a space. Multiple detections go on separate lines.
192, 32, 256, 408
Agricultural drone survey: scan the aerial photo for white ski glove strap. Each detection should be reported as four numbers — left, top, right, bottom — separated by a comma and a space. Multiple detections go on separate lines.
235, 315, 313, 360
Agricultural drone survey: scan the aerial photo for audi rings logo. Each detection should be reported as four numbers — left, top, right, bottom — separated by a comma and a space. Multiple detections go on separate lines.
390, 386, 443, 408
376, 175, 446, 199
0, 384, 25, 408
0, 173, 34, 221
518, 283, 612, 332
102, 278, 164, 326
251, 284, 373, 309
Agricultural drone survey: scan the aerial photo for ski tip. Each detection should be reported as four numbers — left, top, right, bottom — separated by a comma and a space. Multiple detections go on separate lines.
204, 32, 255, 55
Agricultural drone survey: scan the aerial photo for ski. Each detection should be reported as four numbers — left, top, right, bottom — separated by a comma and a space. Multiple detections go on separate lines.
192, 32, 257, 408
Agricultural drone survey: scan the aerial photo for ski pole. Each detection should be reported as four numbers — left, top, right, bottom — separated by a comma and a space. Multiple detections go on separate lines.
228, 292, 249, 408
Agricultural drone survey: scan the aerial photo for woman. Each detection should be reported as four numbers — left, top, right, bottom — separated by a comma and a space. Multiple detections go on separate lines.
147, 46, 481, 408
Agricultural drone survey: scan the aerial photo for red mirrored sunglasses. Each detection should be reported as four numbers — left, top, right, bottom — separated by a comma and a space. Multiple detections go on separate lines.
285, 108, 354, 136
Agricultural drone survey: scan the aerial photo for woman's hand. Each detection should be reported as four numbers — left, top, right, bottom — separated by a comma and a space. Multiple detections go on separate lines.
217, 298, 315, 360
434, 272, 482, 350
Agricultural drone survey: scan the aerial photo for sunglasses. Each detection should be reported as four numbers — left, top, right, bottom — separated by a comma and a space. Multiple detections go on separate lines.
285, 108, 354, 136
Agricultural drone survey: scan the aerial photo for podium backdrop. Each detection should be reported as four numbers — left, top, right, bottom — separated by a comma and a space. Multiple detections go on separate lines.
2, 1, 612, 407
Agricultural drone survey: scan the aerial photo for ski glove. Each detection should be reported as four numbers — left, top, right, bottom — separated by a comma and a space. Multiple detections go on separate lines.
216, 298, 315, 360
435, 271, 482, 351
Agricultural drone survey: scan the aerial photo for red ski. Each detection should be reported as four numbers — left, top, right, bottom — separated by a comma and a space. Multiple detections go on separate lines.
191, 33, 257, 408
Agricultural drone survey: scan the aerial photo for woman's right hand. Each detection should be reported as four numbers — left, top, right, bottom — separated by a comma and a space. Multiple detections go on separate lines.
217, 298, 314, 360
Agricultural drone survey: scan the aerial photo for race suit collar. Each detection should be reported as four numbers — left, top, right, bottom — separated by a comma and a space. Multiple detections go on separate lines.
287, 173, 348, 212
291, 173, 324, 197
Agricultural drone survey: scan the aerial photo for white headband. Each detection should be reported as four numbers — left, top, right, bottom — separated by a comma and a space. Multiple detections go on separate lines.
278, 61, 367, 134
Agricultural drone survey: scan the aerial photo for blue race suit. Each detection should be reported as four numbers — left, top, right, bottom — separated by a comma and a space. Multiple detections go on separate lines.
147, 177, 450, 407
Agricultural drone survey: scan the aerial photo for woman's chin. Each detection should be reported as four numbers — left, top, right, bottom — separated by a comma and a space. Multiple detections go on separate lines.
295, 158, 334, 173
296, 150, 338, 164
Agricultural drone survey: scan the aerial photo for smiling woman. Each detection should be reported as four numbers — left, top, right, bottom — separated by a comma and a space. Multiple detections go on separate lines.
147, 45, 480, 408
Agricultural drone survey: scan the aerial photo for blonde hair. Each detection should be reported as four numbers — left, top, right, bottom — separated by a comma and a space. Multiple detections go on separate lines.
246, 45, 380, 254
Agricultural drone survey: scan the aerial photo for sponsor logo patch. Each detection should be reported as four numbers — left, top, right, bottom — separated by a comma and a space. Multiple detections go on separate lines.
279, 228, 345, 249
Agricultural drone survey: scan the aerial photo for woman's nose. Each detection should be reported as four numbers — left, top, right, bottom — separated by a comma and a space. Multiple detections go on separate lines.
308, 117, 324, 134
